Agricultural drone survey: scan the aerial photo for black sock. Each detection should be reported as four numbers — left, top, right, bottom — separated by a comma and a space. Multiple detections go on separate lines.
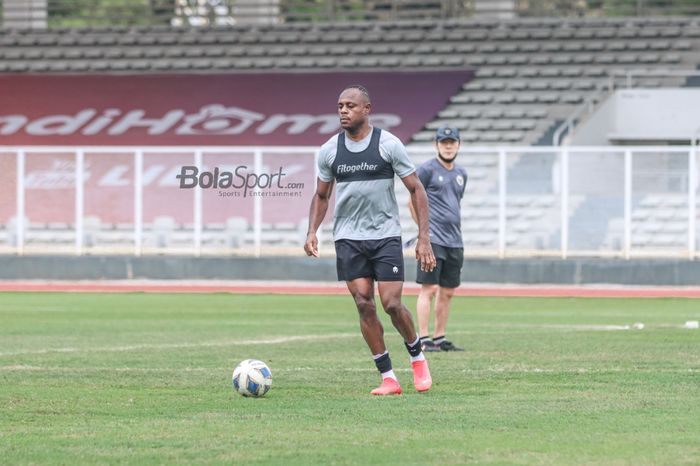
373, 352, 392, 374
405, 337, 422, 357
433, 335, 445, 345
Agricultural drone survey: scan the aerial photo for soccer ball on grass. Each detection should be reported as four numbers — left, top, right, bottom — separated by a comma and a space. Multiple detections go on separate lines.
232, 359, 272, 397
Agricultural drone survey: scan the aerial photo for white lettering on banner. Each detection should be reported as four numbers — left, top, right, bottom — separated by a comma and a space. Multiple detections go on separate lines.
176, 105, 265, 135
20, 155, 314, 188
0, 115, 28, 134
144, 165, 168, 186
108, 110, 185, 135
256, 114, 339, 135
99, 164, 167, 187
0, 104, 402, 138
25, 110, 97, 135
99, 165, 131, 187
159, 165, 185, 187
82, 109, 122, 135
24, 160, 92, 189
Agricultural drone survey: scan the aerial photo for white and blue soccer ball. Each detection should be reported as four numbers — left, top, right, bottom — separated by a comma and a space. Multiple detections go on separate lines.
232, 359, 272, 397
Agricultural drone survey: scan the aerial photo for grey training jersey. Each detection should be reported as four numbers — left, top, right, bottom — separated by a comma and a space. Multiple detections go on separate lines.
317, 127, 415, 241
417, 158, 468, 248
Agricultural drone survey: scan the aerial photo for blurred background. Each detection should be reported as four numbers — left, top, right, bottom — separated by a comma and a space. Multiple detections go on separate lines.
1, 0, 699, 283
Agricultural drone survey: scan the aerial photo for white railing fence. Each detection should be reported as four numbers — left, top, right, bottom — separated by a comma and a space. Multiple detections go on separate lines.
0, 145, 698, 259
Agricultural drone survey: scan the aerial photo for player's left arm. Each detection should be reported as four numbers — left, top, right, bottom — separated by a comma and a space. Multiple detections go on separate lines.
401, 173, 436, 272
408, 165, 430, 225
385, 135, 436, 271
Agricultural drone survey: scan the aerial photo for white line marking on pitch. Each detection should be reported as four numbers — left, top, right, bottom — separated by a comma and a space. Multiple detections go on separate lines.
459, 324, 645, 331
1, 323, 692, 358
539, 324, 633, 330
2, 365, 698, 374
0, 333, 357, 357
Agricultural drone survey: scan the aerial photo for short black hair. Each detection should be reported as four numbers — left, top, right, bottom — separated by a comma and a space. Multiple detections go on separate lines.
343, 84, 371, 103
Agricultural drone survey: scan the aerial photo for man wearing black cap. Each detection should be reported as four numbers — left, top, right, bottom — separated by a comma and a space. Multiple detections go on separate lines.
408, 126, 467, 352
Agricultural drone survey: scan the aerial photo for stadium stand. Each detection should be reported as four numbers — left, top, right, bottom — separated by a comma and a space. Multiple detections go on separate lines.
0, 17, 698, 146
2, 1, 700, 257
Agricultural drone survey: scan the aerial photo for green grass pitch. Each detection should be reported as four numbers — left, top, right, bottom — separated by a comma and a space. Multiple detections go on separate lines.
1, 292, 699, 465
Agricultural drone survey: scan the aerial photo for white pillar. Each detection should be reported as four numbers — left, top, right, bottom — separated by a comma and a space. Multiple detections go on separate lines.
134, 151, 143, 256
16, 150, 25, 255
560, 149, 569, 259
3, 0, 47, 29
498, 149, 507, 258
623, 150, 632, 260
75, 150, 84, 255
253, 149, 263, 257
194, 150, 203, 257
473, 0, 515, 19
232, 0, 280, 25
689, 147, 697, 259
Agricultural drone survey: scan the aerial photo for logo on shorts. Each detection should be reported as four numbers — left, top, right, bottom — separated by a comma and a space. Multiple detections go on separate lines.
392, 266, 399, 274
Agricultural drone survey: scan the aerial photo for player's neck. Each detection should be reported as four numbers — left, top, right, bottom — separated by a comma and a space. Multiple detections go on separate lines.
345, 124, 372, 142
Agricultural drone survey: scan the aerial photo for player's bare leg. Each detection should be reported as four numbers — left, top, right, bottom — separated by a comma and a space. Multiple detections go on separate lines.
347, 277, 385, 354
378, 281, 432, 392
433, 286, 464, 351
417, 284, 437, 337
417, 284, 439, 351
347, 277, 401, 395
434, 286, 455, 338
377, 281, 418, 342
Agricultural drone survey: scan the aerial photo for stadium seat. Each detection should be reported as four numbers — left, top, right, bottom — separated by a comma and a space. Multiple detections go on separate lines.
515, 120, 538, 130
3, 15, 698, 180
328, 45, 350, 55
506, 55, 528, 66
494, 94, 516, 104
244, 46, 267, 57
483, 55, 506, 66
661, 53, 682, 63
503, 108, 525, 119
503, 132, 525, 142
561, 94, 583, 104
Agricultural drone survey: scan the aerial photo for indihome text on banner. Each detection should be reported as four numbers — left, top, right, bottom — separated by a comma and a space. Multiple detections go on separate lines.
0, 71, 473, 146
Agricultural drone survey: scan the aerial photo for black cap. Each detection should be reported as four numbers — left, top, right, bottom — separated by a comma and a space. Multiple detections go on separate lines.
435, 126, 460, 141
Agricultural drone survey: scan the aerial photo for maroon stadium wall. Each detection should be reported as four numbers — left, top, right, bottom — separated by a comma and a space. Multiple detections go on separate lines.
0, 71, 473, 146
0, 71, 473, 226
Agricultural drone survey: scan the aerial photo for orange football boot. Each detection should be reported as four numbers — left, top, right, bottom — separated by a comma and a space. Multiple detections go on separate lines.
370, 377, 402, 395
411, 359, 432, 392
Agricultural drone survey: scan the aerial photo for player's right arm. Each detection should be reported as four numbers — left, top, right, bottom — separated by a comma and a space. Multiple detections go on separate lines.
305, 139, 336, 257
304, 178, 334, 257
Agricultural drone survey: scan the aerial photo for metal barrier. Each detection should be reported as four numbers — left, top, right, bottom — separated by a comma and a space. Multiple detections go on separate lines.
1, 145, 698, 259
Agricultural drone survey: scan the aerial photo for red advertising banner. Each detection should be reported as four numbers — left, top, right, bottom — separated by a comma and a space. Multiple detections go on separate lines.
0, 71, 473, 146
0, 150, 317, 226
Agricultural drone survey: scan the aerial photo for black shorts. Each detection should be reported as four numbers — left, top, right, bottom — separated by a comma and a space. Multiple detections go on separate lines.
416, 243, 463, 288
335, 237, 404, 282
